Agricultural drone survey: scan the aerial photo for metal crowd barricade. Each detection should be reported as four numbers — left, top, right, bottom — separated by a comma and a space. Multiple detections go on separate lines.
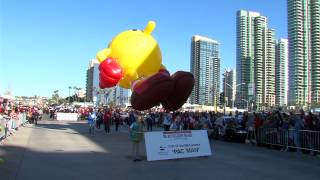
288, 129, 320, 153
256, 128, 287, 148
0, 117, 6, 140
256, 127, 320, 153
0, 113, 28, 142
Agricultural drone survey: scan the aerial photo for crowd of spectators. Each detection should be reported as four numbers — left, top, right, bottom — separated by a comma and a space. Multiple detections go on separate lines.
83, 107, 320, 159
0, 100, 44, 142
2, 99, 320, 156
82, 107, 320, 134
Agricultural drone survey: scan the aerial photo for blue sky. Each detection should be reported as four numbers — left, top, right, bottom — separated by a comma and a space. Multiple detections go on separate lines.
0, 0, 287, 97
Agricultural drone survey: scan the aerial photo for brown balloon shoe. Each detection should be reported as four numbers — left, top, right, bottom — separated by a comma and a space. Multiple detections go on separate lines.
131, 72, 174, 111
161, 71, 194, 111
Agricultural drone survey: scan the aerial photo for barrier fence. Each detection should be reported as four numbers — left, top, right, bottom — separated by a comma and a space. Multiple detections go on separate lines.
1, 115, 319, 155
255, 128, 320, 153
0, 113, 28, 141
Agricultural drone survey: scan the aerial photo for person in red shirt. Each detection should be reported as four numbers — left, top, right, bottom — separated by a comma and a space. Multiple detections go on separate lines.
254, 113, 263, 129
103, 108, 112, 133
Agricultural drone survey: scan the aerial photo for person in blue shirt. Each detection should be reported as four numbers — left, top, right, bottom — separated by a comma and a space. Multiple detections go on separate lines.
88, 110, 97, 136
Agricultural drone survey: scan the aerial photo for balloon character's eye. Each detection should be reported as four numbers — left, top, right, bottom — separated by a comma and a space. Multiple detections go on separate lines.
132, 29, 137, 31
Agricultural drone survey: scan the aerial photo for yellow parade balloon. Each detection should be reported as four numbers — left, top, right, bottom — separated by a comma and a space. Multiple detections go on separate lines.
97, 21, 162, 89
97, 20, 195, 111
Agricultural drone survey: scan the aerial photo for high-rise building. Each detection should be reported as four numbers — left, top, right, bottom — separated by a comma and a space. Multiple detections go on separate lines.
287, 0, 320, 106
236, 10, 276, 110
86, 59, 129, 106
190, 35, 220, 106
253, 15, 267, 109
223, 68, 236, 108
236, 10, 260, 109
265, 29, 276, 107
86, 59, 98, 102
275, 39, 289, 107
311, 0, 320, 104
106, 86, 129, 106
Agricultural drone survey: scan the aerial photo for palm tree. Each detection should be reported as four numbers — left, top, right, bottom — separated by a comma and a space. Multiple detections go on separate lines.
73, 86, 77, 102
76, 87, 81, 102
52, 90, 60, 104
68, 86, 72, 103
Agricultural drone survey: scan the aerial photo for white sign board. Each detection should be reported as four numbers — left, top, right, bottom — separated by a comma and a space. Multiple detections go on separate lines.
144, 130, 212, 161
56, 113, 78, 121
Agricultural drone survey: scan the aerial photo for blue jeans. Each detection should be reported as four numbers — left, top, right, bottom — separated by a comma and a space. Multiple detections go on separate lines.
89, 124, 94, 136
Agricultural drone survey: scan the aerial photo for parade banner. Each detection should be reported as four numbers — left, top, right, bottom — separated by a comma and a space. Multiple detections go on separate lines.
144, 130, 212, 161
56, 113, 78, 121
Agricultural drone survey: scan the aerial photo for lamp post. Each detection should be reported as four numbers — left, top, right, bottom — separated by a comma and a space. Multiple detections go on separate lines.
225, 82, 245, 109
210, 84, 218, 112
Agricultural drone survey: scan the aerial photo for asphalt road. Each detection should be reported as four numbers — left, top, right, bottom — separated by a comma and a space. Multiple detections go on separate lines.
1, 119, 319, 180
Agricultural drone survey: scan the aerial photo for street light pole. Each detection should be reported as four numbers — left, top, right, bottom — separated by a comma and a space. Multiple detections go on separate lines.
225, 82, 245, 109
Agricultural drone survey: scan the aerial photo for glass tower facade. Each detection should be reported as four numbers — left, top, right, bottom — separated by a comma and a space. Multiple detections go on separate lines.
236, 10, 276, 110
311, 0, 320, 104
190, 35, 220, 106
288, 0, 320, 106
223, 69, 236, 108
275, 39, 289, 107
236, 10, 260, 108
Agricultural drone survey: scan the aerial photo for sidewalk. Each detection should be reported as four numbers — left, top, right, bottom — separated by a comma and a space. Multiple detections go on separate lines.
0, 124, 33, 180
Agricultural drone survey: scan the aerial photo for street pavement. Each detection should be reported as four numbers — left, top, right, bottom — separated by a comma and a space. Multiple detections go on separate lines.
1, 119, 320, 180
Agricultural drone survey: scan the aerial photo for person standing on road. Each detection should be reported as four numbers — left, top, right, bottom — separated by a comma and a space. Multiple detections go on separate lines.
146, 113, 153, 131
32, 107, 40, 125
129, 115, 144, 162
163, 111, 172, 131
96, 109, 103, 129
128, 111, 136, 126
88, 110, 96, 136
246, 112, 256, 144
296, 110, 305, 150
170, 115, 183, 131
103, 108, 112, 134
114, 109, 121, 132
38, 108, 43, 122
49, 108, 54, 119
241, 111, 249, 130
